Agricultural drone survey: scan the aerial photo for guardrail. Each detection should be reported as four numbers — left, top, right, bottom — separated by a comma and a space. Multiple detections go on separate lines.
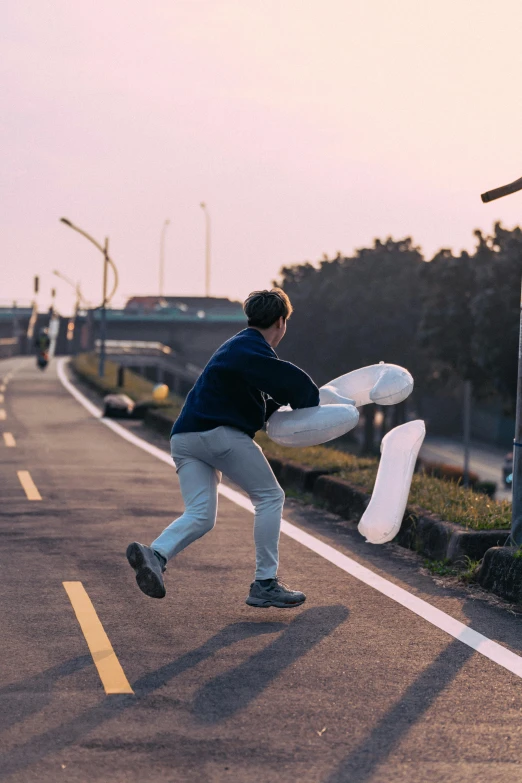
95, 339, 175, 356
0, 337, 20, 359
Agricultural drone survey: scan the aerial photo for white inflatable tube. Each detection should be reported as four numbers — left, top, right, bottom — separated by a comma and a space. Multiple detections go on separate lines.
322, 363, 414, 408
358, 420, 426, 544
266, 403, 359, 448
319, 385, 356, 406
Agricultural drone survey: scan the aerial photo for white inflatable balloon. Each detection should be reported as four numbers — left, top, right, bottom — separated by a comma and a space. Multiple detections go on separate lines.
266, 362, 414, 449
266, 403, 359, 448
323, 363, 414, 408
319, 385, 356, 406
358, 420, 426, 544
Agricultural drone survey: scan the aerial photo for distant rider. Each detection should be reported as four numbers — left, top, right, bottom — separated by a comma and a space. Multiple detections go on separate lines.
34, 327, 51, 353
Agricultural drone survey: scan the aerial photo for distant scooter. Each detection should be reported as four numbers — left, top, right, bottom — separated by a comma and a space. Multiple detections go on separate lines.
35, 327, 51, 371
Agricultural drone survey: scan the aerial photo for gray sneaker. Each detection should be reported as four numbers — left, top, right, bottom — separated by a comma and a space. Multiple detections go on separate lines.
246, 577, 306, 608
126, 542, 166, 598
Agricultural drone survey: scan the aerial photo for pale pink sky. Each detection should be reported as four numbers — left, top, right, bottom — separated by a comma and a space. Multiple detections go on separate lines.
2, 0, 522, 314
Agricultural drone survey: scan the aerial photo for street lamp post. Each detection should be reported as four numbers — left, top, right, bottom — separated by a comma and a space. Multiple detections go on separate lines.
159, 219, 170, 297
53, 270, 88, 356
99, 237, 109, 378
481, 176, 522, 544
200, 202, 211, 297
59, 218, 119, 378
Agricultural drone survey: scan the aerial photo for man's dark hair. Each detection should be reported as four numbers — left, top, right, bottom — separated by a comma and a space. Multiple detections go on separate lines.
243, 288, 293, 329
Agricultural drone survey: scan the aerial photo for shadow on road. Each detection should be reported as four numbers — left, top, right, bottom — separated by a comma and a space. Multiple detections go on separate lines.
323, 636, 474, 783
0, 656, 92, 735
0, 606, 347, 778
192, 604, 349, 723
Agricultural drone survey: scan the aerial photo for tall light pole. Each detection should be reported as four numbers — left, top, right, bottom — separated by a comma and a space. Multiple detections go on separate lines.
159, 219, 170, 297
53, 270, 88, 355
59, 218, 119, 378
200, 202, 211, 297
481, 175, 522, 544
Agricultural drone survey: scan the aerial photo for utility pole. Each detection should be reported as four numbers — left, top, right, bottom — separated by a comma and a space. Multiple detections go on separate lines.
26, 275, 39, 347
481, 176, 522, 544
99, 237, 109, 379
59, 217, 119, 379
159, 219, 170, 297
511, 278, 522, 543
463, 380, 472, 488
200, 202, 211, 297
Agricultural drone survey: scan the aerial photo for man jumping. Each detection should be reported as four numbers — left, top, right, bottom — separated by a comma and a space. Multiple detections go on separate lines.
126, 288, 319, 608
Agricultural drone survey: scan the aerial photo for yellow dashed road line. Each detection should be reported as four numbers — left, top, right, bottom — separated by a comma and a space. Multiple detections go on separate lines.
3, 433, 16, 447
63, 582, 134, 695
17, 470, 42, 500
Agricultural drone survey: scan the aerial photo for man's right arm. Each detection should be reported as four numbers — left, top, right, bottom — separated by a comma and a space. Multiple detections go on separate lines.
230, 345, 320, 410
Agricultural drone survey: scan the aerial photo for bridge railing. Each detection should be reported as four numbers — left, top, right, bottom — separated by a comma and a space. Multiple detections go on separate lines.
95, 339, 176, 357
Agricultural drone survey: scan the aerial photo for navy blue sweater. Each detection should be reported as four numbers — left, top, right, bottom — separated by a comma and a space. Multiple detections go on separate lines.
171, 327, 320, 438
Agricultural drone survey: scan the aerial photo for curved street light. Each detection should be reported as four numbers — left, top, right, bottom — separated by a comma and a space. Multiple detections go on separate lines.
59, 218, 119, 305
59, 217, 120, 377
52, 269, 89, 308
52, 269, 92, 355
200, 202, 211, 297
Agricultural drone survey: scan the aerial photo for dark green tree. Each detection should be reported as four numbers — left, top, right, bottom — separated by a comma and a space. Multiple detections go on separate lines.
471, 223, 522, 412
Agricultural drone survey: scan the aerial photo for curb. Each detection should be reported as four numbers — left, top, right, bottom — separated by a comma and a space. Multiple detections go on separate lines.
266, 459, 509, 567
477, 547, 522, 603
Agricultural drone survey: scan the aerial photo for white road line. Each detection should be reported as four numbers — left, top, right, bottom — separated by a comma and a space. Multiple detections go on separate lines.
0, 394, 4, 404
3, 433, 16, 447
57, 358, 522, 681
0, 410, 6, 421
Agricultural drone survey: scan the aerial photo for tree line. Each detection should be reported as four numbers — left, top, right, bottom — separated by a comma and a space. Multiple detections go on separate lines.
274, 222, 522, 424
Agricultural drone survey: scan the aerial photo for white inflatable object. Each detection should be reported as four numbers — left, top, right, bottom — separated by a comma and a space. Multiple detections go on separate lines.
319, 385, 356, 406
358, 420, 426, 544
323, 363, 414, 408
266, 404, 359, 448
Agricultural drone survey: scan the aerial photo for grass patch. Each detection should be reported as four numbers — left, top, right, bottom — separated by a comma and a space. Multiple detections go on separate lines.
409, 474, 511, 531
256, 430, 511, 531
423, 557, 481, 584
423, 559, 458, 577
423, 556, 481, 583
255, 431, 377, 476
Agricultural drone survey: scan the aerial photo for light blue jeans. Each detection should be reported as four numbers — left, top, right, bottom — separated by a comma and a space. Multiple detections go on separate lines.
151, 426, 285, 580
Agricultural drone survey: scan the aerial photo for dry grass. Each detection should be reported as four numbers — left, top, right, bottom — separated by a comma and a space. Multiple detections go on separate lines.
256, 431, 511, 531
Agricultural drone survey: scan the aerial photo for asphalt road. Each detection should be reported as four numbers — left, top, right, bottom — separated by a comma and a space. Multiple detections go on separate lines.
2, 356, 522, 783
